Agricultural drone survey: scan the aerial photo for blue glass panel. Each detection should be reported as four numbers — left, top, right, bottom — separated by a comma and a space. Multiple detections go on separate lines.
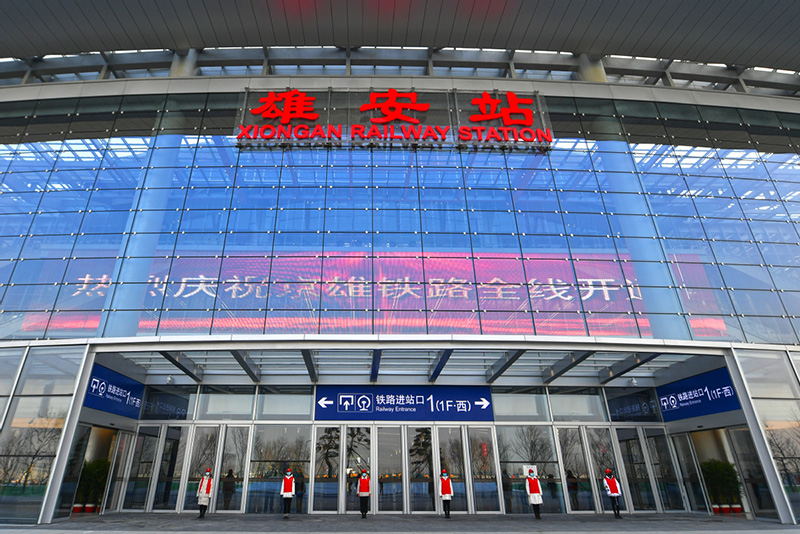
710, 241, 763, 265
373, 168, 417, 187
153, 134, 197, 149
117, 257, 172, 283
373, 187, 420, 209
54, 150, 104, 170
563, 213, 610, 236
323, 232, 372, 254
9, 259, 67, 284
685, 176, 733, 197
73, 233, 125, 258
38, 190, 91, 212
420, 210, 469, 233
158, 310, 213, 335
184, 188, 232, 210
46, 169, 97, 190
608, 215, 657, 238
596, 172, 642, 193
418, 169, 462, 187
280, 168, 326, 187
283, 148, 328, 166
739, 316, 797, 344
179, 210, 229, 232
422, 233, 472, 253
774, 181, 800, 202
519, 235, 569, 258
419, 187, 465, 209
470, 234, 521, 255
512, 189, 558, 211
374, 233, 421, 253
553, 171, 598, 191
148, 147, 196, 168
174, 232, 225, 254
229, 187, 278, 210
88, 189, 137, 211
700, 218, 752, 241
227, 210, 276, 232
465, 188, 514, 210
328, 167, 371, 186
192, 146, 239, 167
505, 152, 549, 169
102, 309, 159, 336
461, 149, 506, 168
508, 169, 554, 189
7, 152, 56, 173
80, 210, 131, 234
569, 235, 617, 255
278, 187, 325, 209
373, 210, 420, 233
0, 214, 33, 235
29, 212, 83, 235
0, 236, 24, 259
417, 149, 460, 167
549, 150, 593, 171
272, 233, 323, 255
222, 231, 274, 256
138, 187, 185, 210
739, 199, 789, 221
131, 210, 182, 233
463, 169, 508, 188
373, 148, 414, 167
770, 267, 800, 291
1, 284, 60, 310
661, 239, 715, 263
142, 167, 191, 188
3, 171, 49, 191
729, 177, 778, 199
719, 265, 773, 290
692, 197, 743, 218
780, 292, 800, 315
101, 148, 151, 169
639, 173, 688, 195
591, 151, 636, 172
55, 286, 109, 311
646, 195, 697, 216
237, 150, 282, 167
325, 186, 372, 208
324, 209, 372, 232
729, 289, 785, 315
558, 191, 605, 213
515, 212, 564, 234
234, 167, 281, 186
329, 149, 371, 166
759, 243, 800, 266
678, 288, 735, 314
0, 259, 15, 285
0, 192, 41, 214
468, 211, 517, 234
188, 167, 235, 187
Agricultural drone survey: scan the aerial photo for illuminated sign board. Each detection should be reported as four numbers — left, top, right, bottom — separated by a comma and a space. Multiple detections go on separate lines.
84, 364, 144, 419
235, 88, 554, 148
656, 367, 741, 422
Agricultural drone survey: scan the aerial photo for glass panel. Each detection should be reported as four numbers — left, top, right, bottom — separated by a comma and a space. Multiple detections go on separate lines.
216, 427, 248, 511
0, 348, 24, 395
255, 386, 313, 420
377, 427, 403, 512
104, 433, 132, 513
615, 428, 656, 510
585, 427, 625, 512
496, 425, 565, 514
490, 387, 550, 421
141, 386, 197, 420
123, 426, 159, 509
53, 425, 91, 518
605, 388, 661, 422
437, 427, 467, 512
467, 427, 499, 511
247, 424, 311, 514
345, 426, 371, 512
737, 350, 800, 399
408, 426, 435, 512
557, 428, 595, 511
15, 346, 84, 395
671, 434, 707, 512
313, 426, 340, 511
549, 388, 608, 422
183, 426, 219, 510
196, 385, 255, 420
152, 426, 187, 510
644, 428, 684, 510
727, 427, 778, 519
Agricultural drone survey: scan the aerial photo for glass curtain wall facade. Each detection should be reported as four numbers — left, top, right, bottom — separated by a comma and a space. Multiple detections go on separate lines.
0, 93, 796, 339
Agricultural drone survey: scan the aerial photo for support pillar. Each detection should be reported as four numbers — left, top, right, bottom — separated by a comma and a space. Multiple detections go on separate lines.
577, 54, 608, 83
169, 49, 199, 77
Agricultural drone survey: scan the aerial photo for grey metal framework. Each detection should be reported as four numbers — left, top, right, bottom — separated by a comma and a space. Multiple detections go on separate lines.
2, 47, 800, 98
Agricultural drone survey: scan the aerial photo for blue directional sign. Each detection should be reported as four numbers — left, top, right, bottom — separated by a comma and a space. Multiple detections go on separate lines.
656, 367, 741, 422
83, 364, 145, 419
315, 385, 494, 421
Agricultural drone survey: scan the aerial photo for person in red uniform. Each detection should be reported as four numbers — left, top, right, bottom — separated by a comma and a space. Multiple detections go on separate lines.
525, 468, 543, 519
439, 468, 453, 518
281, 467, 295, 519
603, 468, 623, 519
196, 468, 213, 519
358, 469, 370, 518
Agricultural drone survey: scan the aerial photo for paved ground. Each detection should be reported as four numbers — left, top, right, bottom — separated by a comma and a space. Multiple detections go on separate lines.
3, 512, 793, 534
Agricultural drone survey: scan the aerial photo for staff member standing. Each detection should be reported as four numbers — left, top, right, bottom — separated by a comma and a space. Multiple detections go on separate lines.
439, 469, 453, 519
358, 469, 370, 518
196, 468, 213, 519
525, 468, 543, 519
281, 468, 295, 519
603, 468, 623, 519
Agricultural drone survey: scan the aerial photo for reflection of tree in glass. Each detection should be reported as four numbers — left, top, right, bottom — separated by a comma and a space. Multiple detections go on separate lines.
251, 431, 310, 477
586, 429, 615, 475
764, 409, 800, 491
440, 435, 463, 477
408, 428, 433, 479
468, 434, 494, 478
497, 426, 557, 476
346, 427, 370, 469
0, 408, 66, 488
190, 430, 218, 476
315, 428, 340, 478
558, 429, 585, 477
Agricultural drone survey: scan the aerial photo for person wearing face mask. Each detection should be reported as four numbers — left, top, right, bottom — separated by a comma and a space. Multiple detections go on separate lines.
281, 467, 295, 519
603, 468, 623, 519
196, 468, 213, 519
439, 468, 453, 518
525, 468, 543, 520
357, 469, 371, 518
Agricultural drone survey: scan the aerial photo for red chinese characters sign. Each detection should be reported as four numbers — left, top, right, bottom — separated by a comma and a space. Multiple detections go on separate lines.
236, 88, 553, 147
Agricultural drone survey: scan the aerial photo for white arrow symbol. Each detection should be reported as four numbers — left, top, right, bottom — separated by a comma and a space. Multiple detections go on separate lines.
476, 397, 491, 409
318, 397, 333, 408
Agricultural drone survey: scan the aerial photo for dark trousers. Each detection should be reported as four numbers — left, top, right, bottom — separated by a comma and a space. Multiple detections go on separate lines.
198, 504, 207, 518
360, 496, 369, 517
442, 500, 451, 518
296, 493, 304, 513
610, 496, 621, 517
283, 497, 292, 515
532, 503, 541, 519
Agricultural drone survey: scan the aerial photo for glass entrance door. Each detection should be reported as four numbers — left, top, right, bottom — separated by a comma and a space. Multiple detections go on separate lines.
557, 427, 595, 512
152, 426, 189, 511
377, 427, 403, 512
344, 426, 371, 513
312, 426, 340, 512
407, 426, 435, 512
123, 426, 159, 510
103, 431, 133, 513
616, 428, 656, 510
183, 426, 220, 512
215, 426, 250, 512
437, 427, 468, 513
467, 427, 500, 511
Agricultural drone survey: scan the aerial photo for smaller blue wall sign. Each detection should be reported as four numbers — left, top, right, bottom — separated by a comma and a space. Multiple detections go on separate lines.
315, 385, 493, 422
83, 364, 145, 419
656, 367, 741, 422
